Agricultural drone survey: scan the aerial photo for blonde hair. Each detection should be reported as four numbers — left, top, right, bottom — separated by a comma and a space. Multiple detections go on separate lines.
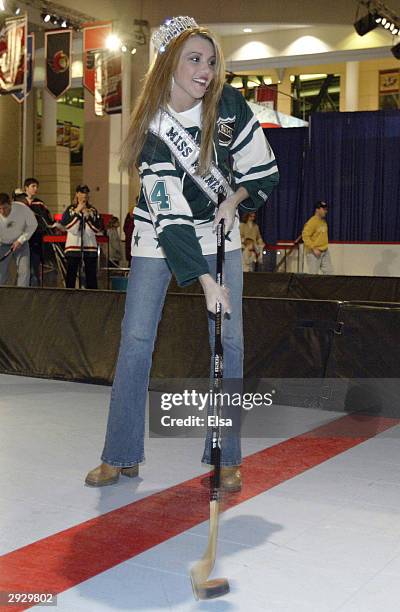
120, 28, 225, 175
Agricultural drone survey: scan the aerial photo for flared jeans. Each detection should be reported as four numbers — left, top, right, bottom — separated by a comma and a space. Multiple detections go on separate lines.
101, 249, 243, 467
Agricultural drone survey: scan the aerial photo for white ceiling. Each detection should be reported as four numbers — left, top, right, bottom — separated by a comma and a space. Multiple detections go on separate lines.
204, 23, 311, 36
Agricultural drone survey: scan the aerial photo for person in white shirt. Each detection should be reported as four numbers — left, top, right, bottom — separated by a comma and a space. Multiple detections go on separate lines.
0, 193, 37, 287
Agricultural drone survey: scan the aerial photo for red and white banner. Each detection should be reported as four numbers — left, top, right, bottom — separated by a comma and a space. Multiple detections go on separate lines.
12, 33, 34, 103
83, 21, 112, 94
94, 51, 122, 116
0, 16, 27, 95
45, 29, 72, 98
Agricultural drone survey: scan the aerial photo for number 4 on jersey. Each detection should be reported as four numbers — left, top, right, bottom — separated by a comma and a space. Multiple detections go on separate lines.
150, 180, 171, 211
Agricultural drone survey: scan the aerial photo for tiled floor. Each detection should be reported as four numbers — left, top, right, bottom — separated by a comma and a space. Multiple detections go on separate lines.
1, 373, 400, 611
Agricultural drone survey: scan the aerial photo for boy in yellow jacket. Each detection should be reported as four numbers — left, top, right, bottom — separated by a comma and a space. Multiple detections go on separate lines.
302, 201, 333, 274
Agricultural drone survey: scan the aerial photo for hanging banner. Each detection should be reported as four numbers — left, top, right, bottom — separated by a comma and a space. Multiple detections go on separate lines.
255, 84, 278, 110
104, 54, 122, 114
94, 51, 122, 115
45, 29, 72, 98
82, 22, 112, 94
0, 15, 27, 94
94, 51, 104, 116
12, 33, 34, 103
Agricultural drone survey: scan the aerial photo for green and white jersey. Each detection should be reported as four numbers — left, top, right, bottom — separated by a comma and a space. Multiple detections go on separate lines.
133, 84, 279, 286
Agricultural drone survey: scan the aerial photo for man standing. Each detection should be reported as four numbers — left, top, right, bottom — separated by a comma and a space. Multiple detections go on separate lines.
15, 178, 53, 286
0, 193, 37, 287
302, 201, 333, 275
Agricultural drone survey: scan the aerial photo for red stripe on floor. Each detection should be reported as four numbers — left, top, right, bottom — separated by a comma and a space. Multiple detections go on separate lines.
0, 414, 398, 611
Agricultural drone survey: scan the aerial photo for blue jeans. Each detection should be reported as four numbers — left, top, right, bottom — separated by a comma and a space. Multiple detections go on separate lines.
101, 249, 243, 467
0, 242, 30, 287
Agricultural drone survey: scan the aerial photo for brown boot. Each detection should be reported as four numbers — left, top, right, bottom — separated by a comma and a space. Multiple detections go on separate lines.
221, 466, 242, 492
85, 462, 139, 487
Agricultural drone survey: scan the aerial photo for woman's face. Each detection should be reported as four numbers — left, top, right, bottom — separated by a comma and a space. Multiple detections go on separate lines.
170, 35, 216, 111
76, 192, 88, 206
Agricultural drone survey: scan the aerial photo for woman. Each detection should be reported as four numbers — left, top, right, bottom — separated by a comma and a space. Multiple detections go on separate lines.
85, 17, 279, 489
61, 184, 103, 289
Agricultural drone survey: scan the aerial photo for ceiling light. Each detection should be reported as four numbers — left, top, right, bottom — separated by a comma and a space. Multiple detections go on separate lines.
106, 33, 122, 51
243, 28, 252, 33
131, 47, 137, 55
354, 12, 379, 36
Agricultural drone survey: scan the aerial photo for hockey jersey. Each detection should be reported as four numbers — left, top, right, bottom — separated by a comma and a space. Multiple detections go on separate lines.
133, 84, 279, 286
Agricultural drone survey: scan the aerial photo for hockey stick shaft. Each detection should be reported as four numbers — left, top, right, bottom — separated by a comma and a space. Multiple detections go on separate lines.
210, 218, 224, 497
0, 248, 12, 263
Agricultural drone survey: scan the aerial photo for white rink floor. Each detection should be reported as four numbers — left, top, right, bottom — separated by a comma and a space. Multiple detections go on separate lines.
1, 373, 400, 611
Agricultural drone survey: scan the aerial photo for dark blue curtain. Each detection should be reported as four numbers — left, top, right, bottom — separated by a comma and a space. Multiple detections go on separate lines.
257, 127, 308, 243
257, 111, 400, 242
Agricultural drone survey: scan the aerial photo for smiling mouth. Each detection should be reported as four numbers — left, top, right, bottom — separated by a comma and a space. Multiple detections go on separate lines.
192, 78, 208, 87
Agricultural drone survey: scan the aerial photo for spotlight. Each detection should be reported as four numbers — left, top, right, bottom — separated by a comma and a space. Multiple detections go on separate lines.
381, 17, 387, 25
15, 6, 21, 14
375, 16, 382, 23
131, 47, 137, 55
106, 34, 122, 51
391, 41, 400, 58
393, 27, 399, 34
354, 12, 379, 36
121, 44, 127, 52
61, 19, 67, 28
384, 21, 391, 29
52, 15, 60, 25
42, 12, 51, 22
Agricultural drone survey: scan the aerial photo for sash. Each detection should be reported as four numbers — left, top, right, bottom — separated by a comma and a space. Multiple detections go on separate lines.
148, 109, 234, 205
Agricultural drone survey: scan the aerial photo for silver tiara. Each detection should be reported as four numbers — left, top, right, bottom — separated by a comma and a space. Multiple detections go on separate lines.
151, 16, 199, 54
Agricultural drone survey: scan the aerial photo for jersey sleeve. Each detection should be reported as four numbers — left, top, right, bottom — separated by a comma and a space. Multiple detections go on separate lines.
86, 208, 103, 234
228, 87, 279, 211
61, 207, 81, 235
139, 135, 209, 286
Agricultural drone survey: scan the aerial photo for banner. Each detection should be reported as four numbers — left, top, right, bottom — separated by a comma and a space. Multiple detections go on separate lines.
0, 16, 27, 94
94, 51, 122, 115
12, 33, 34, 103
82, 22, 112, 94
255, 84, 278, 110
45, 29, 72, 98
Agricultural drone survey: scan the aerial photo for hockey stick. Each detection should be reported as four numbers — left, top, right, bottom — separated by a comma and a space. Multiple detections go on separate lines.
0, 248, 12, 263
190, 216, 230, 600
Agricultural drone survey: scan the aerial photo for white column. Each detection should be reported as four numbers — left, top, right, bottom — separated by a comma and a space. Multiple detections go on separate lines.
108, 52, 131, 224
345, 61, 359, 112
42, 89, 57, 146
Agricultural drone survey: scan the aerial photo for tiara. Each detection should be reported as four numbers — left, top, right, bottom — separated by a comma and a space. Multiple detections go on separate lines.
151, 16, 199, 53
